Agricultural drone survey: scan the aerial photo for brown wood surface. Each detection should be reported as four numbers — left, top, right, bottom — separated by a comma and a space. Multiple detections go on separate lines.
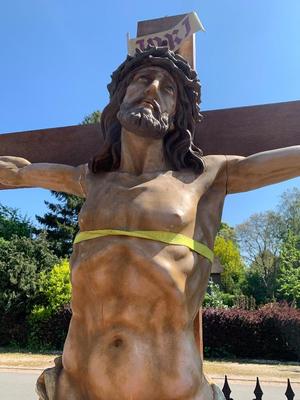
137, 14, 186, 36
1, 101, 299, 168
0, 124, 103, 165
138, 14, 201, 356
198, 100, 300, 156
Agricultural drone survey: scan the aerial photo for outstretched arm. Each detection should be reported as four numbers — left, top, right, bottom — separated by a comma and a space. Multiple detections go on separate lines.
226, 145, 300, 194
0, 156, 86, 197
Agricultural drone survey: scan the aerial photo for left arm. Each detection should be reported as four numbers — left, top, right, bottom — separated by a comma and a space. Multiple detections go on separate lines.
226, 145, 300, 194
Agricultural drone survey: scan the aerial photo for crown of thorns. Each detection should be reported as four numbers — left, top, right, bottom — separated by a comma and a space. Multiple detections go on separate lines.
107, 47, 202, 123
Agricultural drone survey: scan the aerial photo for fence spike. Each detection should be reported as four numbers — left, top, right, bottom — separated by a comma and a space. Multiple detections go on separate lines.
253, 377, 263, 400
222, 375, 233, 400
285, 378, 295, 400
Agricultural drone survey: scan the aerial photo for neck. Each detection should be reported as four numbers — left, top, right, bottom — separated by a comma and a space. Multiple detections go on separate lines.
119, 128, 170, 174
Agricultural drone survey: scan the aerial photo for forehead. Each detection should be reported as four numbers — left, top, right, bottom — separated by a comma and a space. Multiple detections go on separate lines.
133, 66, 176, 86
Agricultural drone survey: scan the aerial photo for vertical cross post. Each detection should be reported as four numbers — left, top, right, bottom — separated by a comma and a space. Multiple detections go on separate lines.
136, 13, 203, 358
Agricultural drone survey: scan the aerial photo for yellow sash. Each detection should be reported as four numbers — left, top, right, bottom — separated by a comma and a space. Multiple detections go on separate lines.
74, 229, 214, 263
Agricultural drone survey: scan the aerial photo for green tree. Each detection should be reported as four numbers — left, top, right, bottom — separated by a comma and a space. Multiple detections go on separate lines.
27, 260, 72, 350
236, 211, 283, 304
81, 110, 101, 125
31, 259, 71, 320
203, 280, 231, 308
277, 188, 300, 236
214, 235, 245, 294
37, 259, 71, 314
235, 189, 300, 305
0, 231, 58, 345
0, 234, 58, 314
0, 204, 34, 240
36, 193, 83, 258
277, 232, 300, 307
218, 222, 237, 243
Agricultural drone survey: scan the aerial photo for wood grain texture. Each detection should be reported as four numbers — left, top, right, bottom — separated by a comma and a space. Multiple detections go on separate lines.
1, 100, 298, 172
198, 101, 300, 156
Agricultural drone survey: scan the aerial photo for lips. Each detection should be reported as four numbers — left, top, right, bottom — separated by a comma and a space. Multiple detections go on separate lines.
139, 99, 160, 113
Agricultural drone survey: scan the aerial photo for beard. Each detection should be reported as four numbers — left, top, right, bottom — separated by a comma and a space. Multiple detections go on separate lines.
117, 102, 171, 139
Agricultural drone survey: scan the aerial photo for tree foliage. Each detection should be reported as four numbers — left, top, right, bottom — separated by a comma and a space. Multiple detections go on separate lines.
218, 222, 237, 243
81, 110, 101, 125
36, 193, 83, 258
37, 259, 71, 314
0, 204, 33, 240
0, 234, 58, 314
214, 235, 245, 294
235, 189, 300, 306
203, 280, 234, 308
278, 188, 300, 236
236, 211, 284, 304
277, 232, 300, 307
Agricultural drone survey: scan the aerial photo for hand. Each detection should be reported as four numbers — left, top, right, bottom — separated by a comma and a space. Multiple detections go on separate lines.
0, 156, 31, 186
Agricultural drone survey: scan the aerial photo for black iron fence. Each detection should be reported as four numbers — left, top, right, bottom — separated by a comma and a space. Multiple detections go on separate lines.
222, 376, 296, 400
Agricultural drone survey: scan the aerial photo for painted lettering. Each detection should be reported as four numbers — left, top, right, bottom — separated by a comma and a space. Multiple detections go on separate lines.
181, 16, 191, 38
164, 29, 182, 50
135, 39, 145, 51
147, 36, 168, 47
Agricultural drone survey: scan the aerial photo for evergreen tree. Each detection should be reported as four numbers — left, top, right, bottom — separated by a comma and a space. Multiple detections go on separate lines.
81, 110, 101, 125
36, 193, 83, 258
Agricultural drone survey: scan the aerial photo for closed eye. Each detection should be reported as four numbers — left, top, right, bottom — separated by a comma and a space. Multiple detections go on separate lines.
135, 75, 150, 84
164, 85, 175, 95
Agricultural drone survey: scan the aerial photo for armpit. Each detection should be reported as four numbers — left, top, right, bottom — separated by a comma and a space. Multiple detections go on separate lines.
225, 155, 250, 193
78, 164, 88, 197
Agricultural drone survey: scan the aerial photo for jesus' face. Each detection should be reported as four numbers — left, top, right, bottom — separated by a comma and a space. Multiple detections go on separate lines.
117, 66, 177, 139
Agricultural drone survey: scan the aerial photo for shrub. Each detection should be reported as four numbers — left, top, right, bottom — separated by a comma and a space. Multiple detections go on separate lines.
0, 311, 28, 346
0, 234, 58, 346
203, 303, 300, 361
203, 280, 235, 308
38, 259, 71, 313
28, 305, 72, 350
27, 259, 72, 350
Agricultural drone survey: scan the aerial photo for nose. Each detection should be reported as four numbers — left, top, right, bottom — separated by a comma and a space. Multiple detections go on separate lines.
144, 79, 160, 97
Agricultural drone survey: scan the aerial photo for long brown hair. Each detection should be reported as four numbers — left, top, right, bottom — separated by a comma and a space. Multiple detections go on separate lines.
89, 47, 204, 174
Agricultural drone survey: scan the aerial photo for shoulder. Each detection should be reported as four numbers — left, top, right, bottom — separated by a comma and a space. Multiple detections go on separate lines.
197, 155, 230, 193
201, 155, 227, 173
79, 164, 109, 195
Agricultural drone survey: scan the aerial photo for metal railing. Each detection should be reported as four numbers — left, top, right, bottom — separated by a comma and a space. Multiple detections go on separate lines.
222, 375, 296, 400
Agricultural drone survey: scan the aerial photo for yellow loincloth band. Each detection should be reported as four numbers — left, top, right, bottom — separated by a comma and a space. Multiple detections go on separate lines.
74, 229, 214, 263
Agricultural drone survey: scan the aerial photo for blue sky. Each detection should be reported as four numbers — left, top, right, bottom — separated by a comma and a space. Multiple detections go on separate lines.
0, 0, 299, 227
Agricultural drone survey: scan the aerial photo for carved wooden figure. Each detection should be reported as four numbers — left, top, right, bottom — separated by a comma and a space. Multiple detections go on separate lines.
0, 14, 299, 400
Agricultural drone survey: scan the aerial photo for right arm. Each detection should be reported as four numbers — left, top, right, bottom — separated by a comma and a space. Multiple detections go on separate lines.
0, 156, 86, 197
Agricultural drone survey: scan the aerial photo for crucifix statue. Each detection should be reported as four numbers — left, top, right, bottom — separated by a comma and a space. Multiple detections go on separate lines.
0, 13, 299, 400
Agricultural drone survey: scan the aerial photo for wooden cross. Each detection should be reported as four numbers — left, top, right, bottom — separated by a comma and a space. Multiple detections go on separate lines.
1, 13, 300, 357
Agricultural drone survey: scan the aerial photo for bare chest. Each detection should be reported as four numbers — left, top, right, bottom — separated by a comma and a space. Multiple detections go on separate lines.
79, 172, 201, 232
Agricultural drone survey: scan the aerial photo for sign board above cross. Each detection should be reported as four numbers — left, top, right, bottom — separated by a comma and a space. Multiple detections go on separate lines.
129, 12, 204, 67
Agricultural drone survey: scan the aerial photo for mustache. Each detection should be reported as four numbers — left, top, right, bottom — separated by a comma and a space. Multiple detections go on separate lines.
133, 98, 161, 115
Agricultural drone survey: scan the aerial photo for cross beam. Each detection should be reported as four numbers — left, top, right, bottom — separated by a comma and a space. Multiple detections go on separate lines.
1, 100, 299, 171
